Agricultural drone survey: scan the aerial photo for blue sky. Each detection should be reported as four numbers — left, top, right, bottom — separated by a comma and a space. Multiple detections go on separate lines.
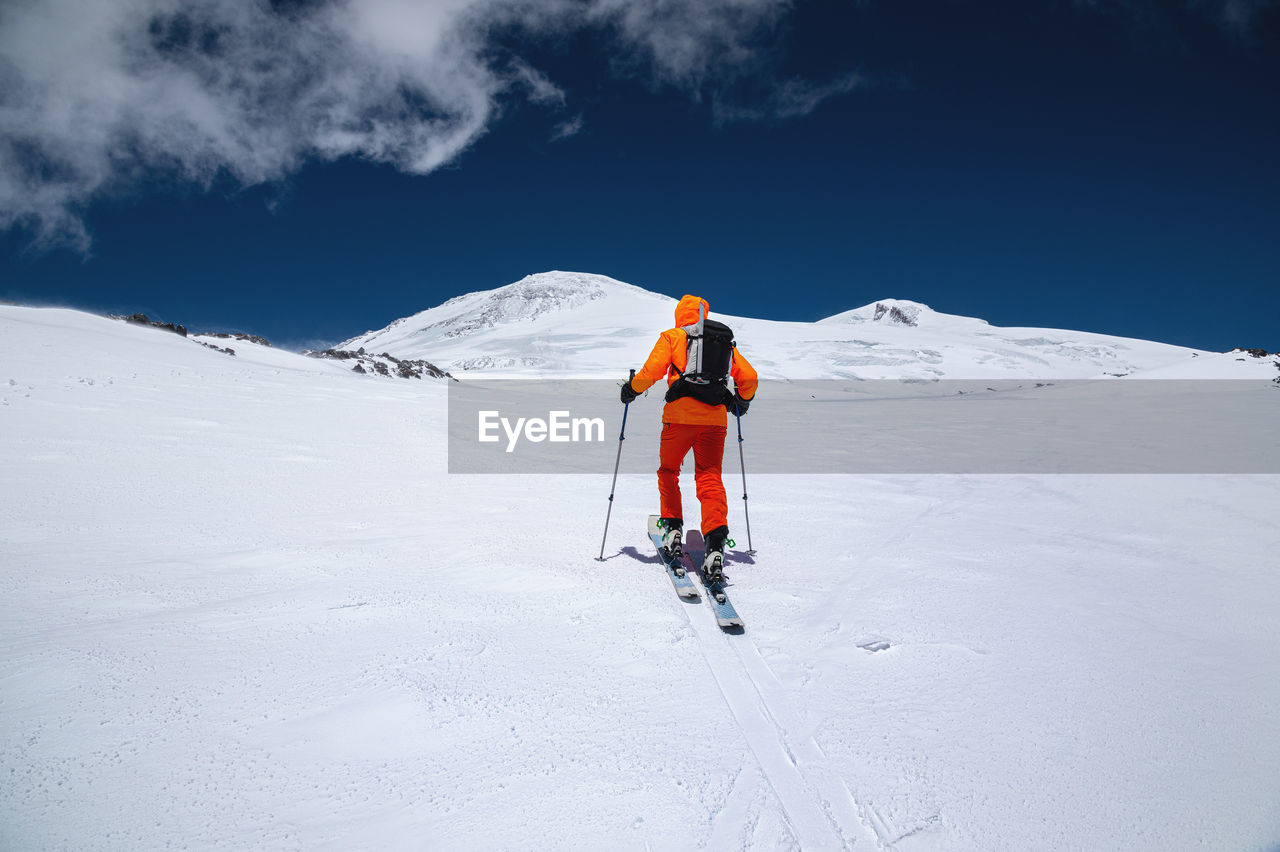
2, 0, 1277, 351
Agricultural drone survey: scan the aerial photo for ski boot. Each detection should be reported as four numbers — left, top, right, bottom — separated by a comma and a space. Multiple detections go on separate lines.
702, 525, 730, 585
658, 517, 684, 569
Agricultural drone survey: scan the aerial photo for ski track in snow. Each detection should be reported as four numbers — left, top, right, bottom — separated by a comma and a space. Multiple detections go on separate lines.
668, 549, 876, 850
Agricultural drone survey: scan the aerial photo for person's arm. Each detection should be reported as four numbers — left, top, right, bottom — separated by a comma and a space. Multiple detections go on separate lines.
629, 330, 680, 395
730, 347, 758, 400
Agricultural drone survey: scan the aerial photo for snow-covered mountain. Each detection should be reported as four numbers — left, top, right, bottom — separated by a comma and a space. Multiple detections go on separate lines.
340, 271, 675, 375
340, 271, 1263, 380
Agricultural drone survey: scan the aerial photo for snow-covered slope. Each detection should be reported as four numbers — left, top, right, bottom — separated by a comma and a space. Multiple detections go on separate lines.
3, 303, 1279, 851
341, 271, 1235, 380
341, 271, 675, 376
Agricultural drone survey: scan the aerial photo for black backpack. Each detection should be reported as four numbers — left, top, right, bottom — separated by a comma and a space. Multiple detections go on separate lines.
665, 316, 736, 407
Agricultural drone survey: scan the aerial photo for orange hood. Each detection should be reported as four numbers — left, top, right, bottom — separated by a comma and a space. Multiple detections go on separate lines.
674, 294, 709, 328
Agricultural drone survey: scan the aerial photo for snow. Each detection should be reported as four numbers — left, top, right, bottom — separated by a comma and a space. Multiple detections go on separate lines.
340, 271, 1227, 381
3, 292, 1279, 850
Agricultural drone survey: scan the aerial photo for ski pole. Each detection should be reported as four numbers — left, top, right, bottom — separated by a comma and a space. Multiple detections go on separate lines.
597, 369, 635, 562
734, 409, 756, 555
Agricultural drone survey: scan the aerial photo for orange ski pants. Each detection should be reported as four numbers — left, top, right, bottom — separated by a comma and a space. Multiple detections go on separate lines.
657, 423, 728, 535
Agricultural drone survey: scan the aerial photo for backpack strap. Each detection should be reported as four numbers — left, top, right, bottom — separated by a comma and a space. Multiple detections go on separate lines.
677, 301, 707, 380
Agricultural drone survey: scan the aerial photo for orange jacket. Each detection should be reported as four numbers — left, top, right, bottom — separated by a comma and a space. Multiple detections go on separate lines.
630, 295, 758, 426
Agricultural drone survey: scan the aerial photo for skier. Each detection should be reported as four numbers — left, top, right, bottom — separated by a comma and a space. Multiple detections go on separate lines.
620, 295, 757, 583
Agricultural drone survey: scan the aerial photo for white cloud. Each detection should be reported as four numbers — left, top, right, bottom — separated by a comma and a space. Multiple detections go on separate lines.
509, 58, 567, 107
549, 114, 584, 142
0, 0, 791, 250
712, 72, 865, 124
583, 0, 789, 89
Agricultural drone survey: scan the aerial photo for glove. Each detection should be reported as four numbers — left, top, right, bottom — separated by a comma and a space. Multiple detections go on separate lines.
620, 378, 640, 404
729, 391, 751, 416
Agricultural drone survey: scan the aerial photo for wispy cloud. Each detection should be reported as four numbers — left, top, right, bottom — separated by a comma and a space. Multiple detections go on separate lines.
0, 0, 790, 251
508, 57, 567, 107
1074, 0, 1279, 34
712, 72, 865, 124
549, 114, 585, 142
1190, 0, 1279, 32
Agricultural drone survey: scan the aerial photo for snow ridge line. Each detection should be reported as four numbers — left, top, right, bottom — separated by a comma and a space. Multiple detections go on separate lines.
674, 565, 875, 849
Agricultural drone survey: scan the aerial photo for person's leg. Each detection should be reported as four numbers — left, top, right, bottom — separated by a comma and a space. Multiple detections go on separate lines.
658, 423, 697, 525
691, 425, 729, 536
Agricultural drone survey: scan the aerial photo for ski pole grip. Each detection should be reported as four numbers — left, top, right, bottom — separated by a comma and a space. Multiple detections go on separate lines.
617, 368, 636, 440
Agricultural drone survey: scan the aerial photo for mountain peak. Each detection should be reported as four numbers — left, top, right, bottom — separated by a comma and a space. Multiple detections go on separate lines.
425, 271, 665, 339
439, 270, 659, 310
337, 271, 676, 371
820, 299, 939, 327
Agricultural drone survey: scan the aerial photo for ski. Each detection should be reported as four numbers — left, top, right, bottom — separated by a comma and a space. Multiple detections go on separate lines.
698, 566, 744, 629
647, 515, 699, 599
681, 528, 744, 629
